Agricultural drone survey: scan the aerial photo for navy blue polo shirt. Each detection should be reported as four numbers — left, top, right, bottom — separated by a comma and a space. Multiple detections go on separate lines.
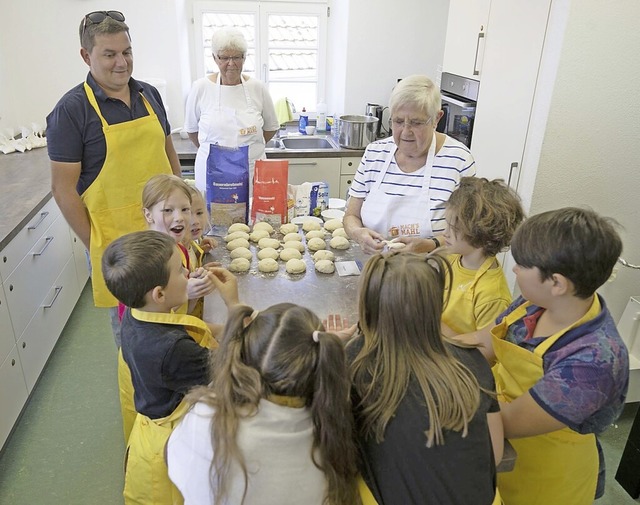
46, 73, 172, 195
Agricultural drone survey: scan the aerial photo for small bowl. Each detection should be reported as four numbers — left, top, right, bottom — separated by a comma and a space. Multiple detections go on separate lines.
305, 125, 316, 135
329, 197, 347, 210
321, 209, 345, 222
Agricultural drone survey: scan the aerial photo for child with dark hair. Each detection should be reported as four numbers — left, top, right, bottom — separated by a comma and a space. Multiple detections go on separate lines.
460, 207, 629, 505
102, 230, 238, 505
166, 303, 361, 505
441, 176, 524, 335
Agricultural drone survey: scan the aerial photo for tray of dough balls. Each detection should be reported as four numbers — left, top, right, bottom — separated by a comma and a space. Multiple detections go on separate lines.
215, 216, 357, 277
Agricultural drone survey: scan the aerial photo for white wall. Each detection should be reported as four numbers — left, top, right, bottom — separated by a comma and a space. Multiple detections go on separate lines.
528, 0, 640, 321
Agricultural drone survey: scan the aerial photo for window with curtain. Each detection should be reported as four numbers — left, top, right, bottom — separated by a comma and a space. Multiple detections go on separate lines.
193, 1, 328, 113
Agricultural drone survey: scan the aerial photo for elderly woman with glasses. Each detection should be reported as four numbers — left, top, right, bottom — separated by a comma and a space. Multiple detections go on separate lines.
344, 75, 476, 254
185, 27, 279, 200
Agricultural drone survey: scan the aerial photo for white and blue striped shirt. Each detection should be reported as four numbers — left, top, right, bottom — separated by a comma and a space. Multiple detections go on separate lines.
348, 137, 476, 234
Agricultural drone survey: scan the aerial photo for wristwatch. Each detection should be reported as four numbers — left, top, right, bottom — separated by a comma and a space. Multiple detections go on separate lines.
432, 237, 441, 249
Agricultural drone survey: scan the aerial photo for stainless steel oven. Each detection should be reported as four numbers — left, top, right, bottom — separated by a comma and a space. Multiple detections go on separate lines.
436, 72, 479, 148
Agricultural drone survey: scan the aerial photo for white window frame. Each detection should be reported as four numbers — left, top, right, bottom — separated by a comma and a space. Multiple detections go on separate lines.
193, 1, 328, 103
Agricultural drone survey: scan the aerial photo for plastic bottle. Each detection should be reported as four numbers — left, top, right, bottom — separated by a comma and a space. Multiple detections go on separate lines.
316, 100, 327, 132
332, 112, 340, 142
298, 107, 308, 134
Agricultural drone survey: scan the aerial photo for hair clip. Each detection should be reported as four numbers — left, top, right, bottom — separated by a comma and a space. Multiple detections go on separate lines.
243, 309, 260, 329
312, 330, 320, 343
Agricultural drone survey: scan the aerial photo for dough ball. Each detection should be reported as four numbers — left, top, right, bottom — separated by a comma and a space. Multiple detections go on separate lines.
315, 259, 335, 274
230, 246, 252, 260
279, 223, 297, 235
224, 231, 249, 242
323, 219, 343, 232
313, 250, 335, 263
332, 228, 349, 239
228, 257, 250, 272
253, 221, 274, 234
257, 247, 279, 260
283, 232, 302, 243
307, 237, 326, 251
302, 220, 322, 232
305, 230, 325, 241
258, 257, 279, 273
227, 238, 250, 251
387, 241, 406, 250
228, 223, 250, 233
329, 236, 350, 250
249, 229, 270, 242
279, 248, 302, 261
283, 241, 305, 252
258, 237, 281, 250
286, 258, 307, 274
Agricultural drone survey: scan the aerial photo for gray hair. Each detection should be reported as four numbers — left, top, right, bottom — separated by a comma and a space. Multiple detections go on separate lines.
79, 16, 130, 53
211, 27, 248, 55
389, 75, 442, 121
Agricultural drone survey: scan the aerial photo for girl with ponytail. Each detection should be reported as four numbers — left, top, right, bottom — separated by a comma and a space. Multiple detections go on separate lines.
166, 303, 361, 505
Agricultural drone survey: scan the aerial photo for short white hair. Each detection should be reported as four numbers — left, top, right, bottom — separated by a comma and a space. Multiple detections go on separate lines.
389, 75, 442, 120
211, 27, 248, 55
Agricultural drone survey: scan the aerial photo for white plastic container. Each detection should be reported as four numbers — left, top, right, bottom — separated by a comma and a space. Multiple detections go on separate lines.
316, 101, 327, 132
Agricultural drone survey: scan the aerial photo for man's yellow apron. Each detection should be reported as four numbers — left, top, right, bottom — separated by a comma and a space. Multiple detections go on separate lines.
120, 309, 215, 505
118, 309, 216, 444
493, 298, 601, 505
82, 83, 172, 307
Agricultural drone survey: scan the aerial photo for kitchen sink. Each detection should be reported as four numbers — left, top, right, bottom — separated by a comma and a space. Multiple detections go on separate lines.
281, 137, 336, 149
265, 139, 284, 149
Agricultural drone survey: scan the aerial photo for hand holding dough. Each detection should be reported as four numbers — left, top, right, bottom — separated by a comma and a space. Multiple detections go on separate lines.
258, 257, 279, 273
230, 246, 252, 260
286, 258, 307, 274
315, 259, 335, 274
253, 222, 274, 234
307, 237, 326, 251
227, 238, 250, 251
283, 241, 305, 252
283, 232, 302, 242
228, 257, 250, 272
313, 250, 335, 263
249, 229, 270, 242
228, 223, 250, 233
224, 231, 250, 242
257, 247, 279, 260
279, 248, 302, 261
323, 219, 343, 232
258, 237, 281, 250
329, 236, 350, 250
279, 223, 297, 235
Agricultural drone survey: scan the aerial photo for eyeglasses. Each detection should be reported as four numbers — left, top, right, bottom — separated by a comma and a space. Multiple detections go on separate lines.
389, 117, 434, 129
216, 55, 244, 63
82, 11, 125, 34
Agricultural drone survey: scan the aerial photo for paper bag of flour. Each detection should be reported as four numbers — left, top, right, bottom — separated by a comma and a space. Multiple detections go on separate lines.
251, 159, 289, 226
206, 144, 250, 227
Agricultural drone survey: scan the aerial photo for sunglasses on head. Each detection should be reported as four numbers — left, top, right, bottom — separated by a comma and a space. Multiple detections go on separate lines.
82, 10, 125, 34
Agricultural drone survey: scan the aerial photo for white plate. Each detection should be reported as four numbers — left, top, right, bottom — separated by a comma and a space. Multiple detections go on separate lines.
329, 197, 347, 210
291, 216, 324, 226
321, 209, 345, 221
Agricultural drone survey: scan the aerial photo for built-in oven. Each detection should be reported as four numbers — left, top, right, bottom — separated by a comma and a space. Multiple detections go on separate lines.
436, 72, 480, 149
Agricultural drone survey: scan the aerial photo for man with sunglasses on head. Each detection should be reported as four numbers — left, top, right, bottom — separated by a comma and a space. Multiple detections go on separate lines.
47, 11, 182, 347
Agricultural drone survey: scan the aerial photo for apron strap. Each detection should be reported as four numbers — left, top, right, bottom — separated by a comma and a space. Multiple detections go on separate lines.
84, 82, 156, 128
130, 308, 212, 344
463, 256, 498, 301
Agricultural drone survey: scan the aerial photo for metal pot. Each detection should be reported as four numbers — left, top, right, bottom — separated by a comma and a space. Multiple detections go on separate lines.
338, 115, 378, 149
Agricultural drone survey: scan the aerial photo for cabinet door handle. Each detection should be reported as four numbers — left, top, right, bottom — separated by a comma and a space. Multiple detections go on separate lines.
473, 31, 485, 76
32, 236, 54, 256
27, 211, 50, 230
289, 162, 318, 167
508, 162, 520, 189
42, 286, 63, 309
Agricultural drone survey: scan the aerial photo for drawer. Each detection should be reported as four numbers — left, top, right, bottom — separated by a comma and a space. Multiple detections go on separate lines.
288, 158, 341, 198
0, 285, 15, 367
0, 198, 61, 281
340, 157, 361, 176
17, 256, 79, 392
69, 228, 90, 287
0, 345, 28, 451
340, 175, 354, 201
5, 214, 73, 339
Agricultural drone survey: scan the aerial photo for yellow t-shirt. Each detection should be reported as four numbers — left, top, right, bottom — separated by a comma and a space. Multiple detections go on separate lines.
442, 254, 512, 335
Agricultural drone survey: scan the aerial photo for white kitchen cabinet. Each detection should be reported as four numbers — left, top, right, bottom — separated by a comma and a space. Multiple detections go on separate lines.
287, 158, 341, 198
0, 285, 14, 367
471, 0, 552, 188
69, 228, 90, 287
442, 0, 491, 80
0, 347, 28, 450
339, 157, 360, 200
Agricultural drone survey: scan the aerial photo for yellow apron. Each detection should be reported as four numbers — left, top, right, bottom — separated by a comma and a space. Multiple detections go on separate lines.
493, 298, 601, 505
187, 241, 206, 320
118, 309, 216, 444
82, 83, 172, 307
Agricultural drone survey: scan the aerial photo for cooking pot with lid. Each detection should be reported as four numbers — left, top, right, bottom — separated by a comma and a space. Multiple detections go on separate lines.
339, 115, 378, 149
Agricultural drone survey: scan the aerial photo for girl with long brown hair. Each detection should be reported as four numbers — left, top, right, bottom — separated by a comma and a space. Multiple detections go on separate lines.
166, 303, 361, 505
348, 252, 503, 505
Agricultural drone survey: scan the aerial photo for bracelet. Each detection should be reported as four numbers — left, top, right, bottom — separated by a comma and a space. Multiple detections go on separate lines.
432, 237, 441, 249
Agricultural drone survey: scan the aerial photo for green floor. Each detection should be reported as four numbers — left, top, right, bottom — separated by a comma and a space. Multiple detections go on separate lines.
0, 282, 638, 504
